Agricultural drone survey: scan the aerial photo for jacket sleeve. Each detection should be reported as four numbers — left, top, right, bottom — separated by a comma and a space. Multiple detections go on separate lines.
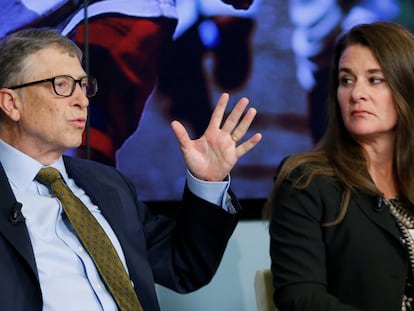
138, 184, 240, 293
67, 157, 240, 295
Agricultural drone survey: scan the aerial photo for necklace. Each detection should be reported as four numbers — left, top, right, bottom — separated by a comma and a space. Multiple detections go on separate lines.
383, 197, 414, 311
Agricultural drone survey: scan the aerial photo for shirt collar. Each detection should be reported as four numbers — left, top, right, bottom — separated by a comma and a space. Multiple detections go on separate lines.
0, 139, 68, 191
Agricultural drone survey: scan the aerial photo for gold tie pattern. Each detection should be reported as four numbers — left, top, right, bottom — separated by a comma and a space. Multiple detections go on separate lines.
36, 167, 143, 311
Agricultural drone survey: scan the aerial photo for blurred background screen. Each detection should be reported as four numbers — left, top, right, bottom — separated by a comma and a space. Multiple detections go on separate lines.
2, 0, 413, 217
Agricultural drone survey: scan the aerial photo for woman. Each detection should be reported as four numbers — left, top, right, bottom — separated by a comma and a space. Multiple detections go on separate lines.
268, 21, 414, 310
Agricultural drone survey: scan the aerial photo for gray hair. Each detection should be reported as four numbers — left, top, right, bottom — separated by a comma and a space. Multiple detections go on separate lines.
0, 28, 83, 87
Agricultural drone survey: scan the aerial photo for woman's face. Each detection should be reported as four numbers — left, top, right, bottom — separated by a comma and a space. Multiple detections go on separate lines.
337, 44, 398, 144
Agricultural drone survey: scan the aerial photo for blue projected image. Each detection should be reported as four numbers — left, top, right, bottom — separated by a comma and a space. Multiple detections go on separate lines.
1, 0, 412, 205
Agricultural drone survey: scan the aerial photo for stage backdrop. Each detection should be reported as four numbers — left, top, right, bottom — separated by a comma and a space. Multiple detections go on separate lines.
2, 0, 413, 218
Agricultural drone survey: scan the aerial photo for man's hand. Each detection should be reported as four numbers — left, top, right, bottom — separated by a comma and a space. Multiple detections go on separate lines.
171, 93, 262, 182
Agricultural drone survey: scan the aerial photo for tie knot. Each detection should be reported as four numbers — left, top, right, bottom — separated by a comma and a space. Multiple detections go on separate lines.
36, 167, 62, 186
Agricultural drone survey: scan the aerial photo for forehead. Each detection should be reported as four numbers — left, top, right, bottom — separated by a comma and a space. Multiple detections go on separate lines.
24, 46, 85, 79
339, 45, 380, 68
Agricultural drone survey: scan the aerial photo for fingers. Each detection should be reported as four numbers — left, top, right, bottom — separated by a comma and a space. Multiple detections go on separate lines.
218, 94, 262, 159
209, 93, 230, 129
236, 132, 263, 158
221, 96, 250, 134
230, 106, 258, 144
212, 93, 260, 146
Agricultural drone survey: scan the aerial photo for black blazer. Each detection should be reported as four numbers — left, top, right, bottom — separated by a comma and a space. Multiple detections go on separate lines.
0, 156, 240, 310
270, 166, 407, 311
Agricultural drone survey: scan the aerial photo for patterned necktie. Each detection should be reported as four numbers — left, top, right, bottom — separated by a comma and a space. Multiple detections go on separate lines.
36, 167, 143, 311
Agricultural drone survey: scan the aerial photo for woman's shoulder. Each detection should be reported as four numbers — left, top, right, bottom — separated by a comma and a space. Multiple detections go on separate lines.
277, 152, 332, 181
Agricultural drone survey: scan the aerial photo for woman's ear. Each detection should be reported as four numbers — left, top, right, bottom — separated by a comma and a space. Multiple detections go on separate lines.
0, 88, 20, 121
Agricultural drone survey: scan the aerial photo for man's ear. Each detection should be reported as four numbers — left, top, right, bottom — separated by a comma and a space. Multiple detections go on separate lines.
0, 88, 20, 121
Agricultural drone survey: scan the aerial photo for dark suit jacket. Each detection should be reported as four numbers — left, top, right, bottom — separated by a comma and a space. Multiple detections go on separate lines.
0, 156, 240, 310
270, 165, 407, 311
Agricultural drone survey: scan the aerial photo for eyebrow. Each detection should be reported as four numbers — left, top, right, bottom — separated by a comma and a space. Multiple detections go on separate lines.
338, 67, 383, 75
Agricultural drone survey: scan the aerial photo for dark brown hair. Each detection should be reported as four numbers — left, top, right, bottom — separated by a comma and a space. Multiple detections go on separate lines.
266, 22, 414, 225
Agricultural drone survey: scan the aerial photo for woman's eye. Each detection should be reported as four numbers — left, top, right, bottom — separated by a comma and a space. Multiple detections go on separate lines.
339, 77, 352, 85
370, 76, 385, 84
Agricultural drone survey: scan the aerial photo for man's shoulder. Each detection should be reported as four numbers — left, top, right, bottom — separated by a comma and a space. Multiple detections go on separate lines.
63, 155, 120, 177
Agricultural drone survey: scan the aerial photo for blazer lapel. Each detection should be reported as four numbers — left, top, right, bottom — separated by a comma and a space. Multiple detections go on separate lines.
356, 193, 402, 243
0, 163, 39, 279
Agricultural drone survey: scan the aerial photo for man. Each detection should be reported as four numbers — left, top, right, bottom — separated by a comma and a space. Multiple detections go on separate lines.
0, 28, 261, 310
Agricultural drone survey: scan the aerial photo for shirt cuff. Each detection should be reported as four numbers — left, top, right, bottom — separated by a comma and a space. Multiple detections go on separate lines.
186, 170, 235, 214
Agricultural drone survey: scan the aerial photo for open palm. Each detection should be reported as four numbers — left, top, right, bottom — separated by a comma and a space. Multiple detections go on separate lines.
171, 93, 262, 182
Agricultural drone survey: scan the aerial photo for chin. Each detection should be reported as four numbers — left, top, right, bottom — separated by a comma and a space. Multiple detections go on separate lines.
66, 139, 83, 150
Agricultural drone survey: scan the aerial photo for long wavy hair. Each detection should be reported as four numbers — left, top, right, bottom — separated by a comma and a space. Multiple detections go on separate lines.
265, 22, 414, 225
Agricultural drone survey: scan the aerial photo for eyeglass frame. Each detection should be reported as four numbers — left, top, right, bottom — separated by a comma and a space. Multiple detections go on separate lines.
6, 75, 98, 98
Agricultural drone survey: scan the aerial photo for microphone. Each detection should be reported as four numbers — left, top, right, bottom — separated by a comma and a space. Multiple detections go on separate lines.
9, 202, 25, 224
374, 197, 384, 212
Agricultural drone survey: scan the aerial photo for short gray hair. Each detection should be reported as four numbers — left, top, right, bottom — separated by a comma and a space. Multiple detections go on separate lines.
0, 28, 83, 87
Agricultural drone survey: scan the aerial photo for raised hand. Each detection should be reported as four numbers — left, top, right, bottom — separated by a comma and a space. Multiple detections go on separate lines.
171, 93, 262, 182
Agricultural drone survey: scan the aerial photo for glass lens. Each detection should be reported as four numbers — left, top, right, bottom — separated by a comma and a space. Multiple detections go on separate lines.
54, 76, 73, 96
83, 77, 97, 97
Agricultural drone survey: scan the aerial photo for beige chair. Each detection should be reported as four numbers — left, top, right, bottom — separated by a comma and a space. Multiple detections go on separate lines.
254, 269, 278, 311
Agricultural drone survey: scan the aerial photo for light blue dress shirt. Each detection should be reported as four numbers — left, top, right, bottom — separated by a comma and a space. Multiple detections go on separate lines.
0, 138, 231, 310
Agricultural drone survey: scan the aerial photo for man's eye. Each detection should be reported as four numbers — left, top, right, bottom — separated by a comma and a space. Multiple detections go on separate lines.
55, 78, 71, 89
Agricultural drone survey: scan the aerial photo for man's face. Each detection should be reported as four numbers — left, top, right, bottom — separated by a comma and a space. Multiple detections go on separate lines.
8, 46, 89, 161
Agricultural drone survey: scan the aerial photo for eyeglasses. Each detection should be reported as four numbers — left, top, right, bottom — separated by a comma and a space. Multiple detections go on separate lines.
7, 75, 98, 97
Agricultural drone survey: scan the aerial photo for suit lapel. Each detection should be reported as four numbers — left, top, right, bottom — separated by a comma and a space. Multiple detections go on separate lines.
63, 158, 127, 242
356, 193, 402, 242
0, 157, 134, 287
0, 163, 39, 279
